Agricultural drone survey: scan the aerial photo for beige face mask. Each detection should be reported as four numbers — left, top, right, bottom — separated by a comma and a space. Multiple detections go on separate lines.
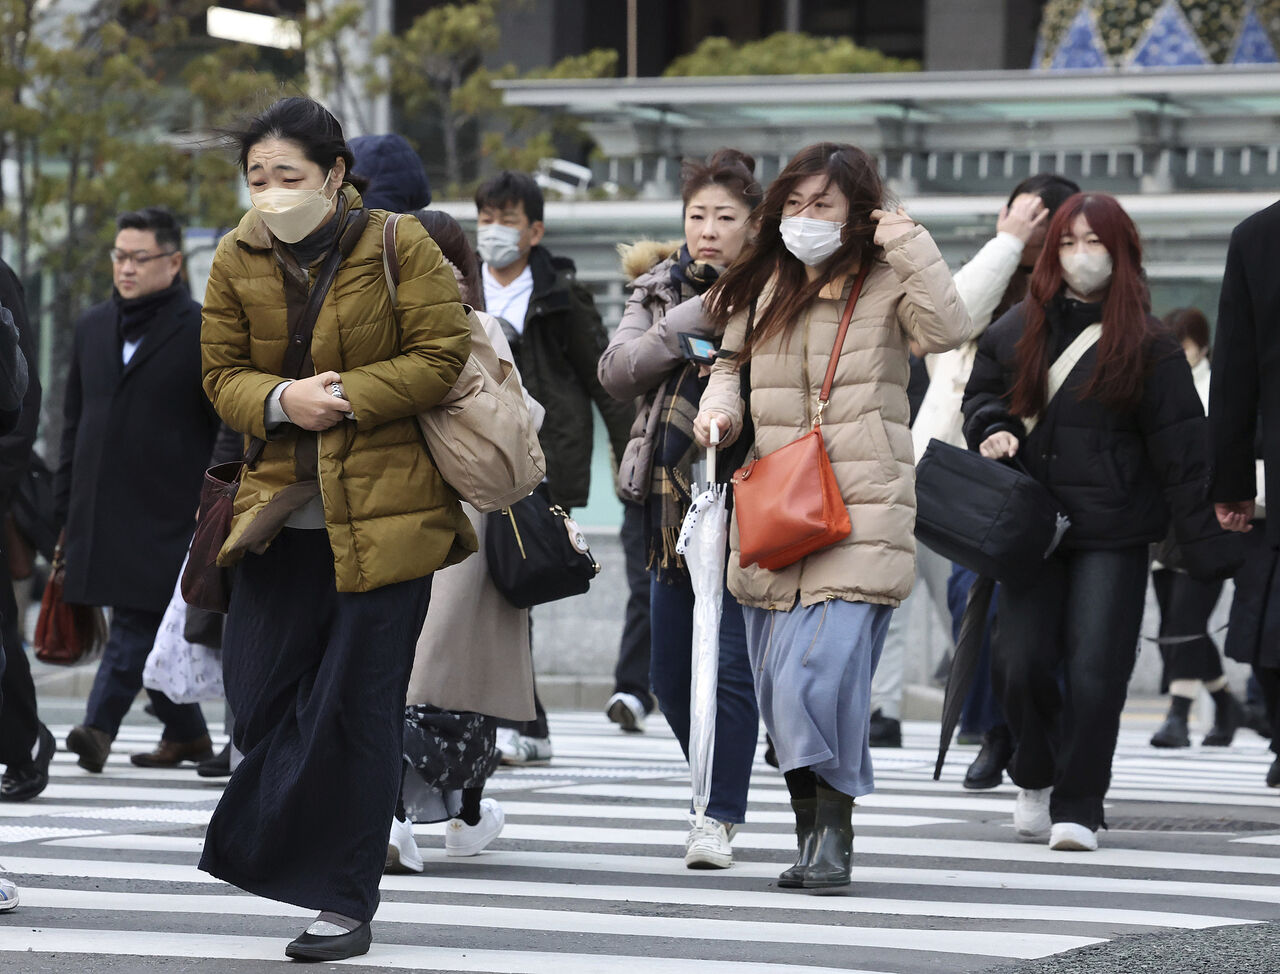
250, 169, 338, 244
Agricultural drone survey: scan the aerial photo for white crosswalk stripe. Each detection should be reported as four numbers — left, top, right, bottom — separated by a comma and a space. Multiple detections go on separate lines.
1, 713, 1278, 973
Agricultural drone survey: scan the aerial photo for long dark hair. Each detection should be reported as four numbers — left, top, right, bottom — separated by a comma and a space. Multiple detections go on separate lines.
1009, 193, 1152, 417
706, 142, 884, 357
228, 96, 368, 193
414, 209, 484, 311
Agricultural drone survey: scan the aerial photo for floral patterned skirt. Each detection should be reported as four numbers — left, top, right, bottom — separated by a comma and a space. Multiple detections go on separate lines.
401, 705, 498, 823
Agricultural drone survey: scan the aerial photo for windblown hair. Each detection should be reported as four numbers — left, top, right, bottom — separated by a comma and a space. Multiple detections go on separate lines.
680, 148, 763, 211
228, 96, 368, 194
706, 142, 884, 358
414, 209, 484, 311
1164, 306, 1210, 357
1009, 193, 1153, 417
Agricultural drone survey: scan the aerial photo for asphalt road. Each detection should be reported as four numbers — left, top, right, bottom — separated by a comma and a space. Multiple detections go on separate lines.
1, 699, 1279, 973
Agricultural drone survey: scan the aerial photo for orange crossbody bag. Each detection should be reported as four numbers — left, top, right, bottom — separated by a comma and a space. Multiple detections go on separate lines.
730, 267, 868, 572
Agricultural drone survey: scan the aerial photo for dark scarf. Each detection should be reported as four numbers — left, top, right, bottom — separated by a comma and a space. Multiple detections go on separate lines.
1048, 293, 1104, 358
114, 277, 184, 347
669, 244, 719, 295
285, 211, 342, 268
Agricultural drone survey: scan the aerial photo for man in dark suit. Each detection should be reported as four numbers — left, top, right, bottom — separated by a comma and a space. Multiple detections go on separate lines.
1212, 201, 1280, 535
58, 206, 219, 773
0, 257, 51, 802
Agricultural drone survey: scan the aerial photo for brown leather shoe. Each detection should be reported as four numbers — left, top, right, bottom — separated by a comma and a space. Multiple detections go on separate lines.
130, 735, 215, 768
66, 725, 113, 773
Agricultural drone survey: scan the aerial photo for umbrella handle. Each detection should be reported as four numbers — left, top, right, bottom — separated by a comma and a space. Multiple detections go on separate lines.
708, 420, 720, 484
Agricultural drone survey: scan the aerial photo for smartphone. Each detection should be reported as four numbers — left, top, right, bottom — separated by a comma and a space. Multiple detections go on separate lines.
678, 333, 717, 366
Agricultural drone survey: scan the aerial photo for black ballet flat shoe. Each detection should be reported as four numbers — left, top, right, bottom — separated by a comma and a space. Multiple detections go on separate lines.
284, 921, 372, 962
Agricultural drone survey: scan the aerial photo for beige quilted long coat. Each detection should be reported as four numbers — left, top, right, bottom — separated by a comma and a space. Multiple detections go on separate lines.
699, 225, 973, 610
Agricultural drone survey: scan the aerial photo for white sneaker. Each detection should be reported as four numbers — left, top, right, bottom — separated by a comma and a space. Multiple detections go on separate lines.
445, 799, 505, 857
1013, 787, 1052, 838
606, 692, 647, 733
495, 727, 520, 763
385, 815, 424, 873
502, 735, 552, 766
0, 875, 17, 911
1049, 821, 1098, 852
684, 815, 736, 869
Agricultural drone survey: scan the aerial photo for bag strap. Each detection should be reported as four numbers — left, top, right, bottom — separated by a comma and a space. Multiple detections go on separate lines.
1023, 323, 1102, 436
382, 213, 402, 304
815, 264, 871, 427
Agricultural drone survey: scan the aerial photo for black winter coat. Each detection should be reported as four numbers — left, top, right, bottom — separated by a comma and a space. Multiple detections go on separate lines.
0, 261, 39, 484
499, 246, 632, 509
55, 288, 219, 612
963, 296, 1227, 570
1210, 200, 1280, 546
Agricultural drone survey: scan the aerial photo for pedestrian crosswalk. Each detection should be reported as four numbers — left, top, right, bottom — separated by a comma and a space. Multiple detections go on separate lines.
2, 711, 1279, 973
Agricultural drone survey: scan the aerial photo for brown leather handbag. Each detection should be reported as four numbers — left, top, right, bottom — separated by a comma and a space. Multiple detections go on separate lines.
180, 208, 356, 613
731, 267, 869, 572
34, 538, 107, 665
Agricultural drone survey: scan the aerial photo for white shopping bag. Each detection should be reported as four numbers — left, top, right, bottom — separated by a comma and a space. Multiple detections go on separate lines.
143, 561, 223, 704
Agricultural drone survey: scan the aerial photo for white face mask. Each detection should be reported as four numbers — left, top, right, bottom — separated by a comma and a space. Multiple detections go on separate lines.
1060, 250, 1113, 297
477, 224, 524, 270
251, 170, 339, 244
779, 216, 845, 267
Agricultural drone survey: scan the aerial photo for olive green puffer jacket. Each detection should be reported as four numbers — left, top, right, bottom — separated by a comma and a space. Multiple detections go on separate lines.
201, 185, 475, 592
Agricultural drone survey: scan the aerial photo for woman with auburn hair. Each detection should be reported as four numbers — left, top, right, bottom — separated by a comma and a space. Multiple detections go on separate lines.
963, 193, 1232, 852
694, 142, 973, 889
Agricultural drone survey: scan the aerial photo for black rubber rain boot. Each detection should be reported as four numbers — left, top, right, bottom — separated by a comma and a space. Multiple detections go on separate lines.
1150, 697, 1191, 748
777, 798, 817, 888
800, 783, 854, 890
1203, 690, 1244, 747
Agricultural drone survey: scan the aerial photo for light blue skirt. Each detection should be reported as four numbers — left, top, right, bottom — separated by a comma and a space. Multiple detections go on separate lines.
743, 598, 892, 798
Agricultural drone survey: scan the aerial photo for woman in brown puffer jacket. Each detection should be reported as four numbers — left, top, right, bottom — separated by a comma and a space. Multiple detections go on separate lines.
197, 97, 471, 962
696, 142, 972, 891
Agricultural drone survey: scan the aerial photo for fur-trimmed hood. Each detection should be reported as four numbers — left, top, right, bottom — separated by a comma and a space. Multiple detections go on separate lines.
617, 239, 682, 282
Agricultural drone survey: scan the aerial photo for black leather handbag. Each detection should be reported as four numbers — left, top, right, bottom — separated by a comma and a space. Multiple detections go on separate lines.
914, 438, 1070, 584
485, 492, 601, 608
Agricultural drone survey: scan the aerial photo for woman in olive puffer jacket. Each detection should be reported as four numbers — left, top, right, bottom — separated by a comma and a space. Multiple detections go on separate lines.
198, 97, 471, 962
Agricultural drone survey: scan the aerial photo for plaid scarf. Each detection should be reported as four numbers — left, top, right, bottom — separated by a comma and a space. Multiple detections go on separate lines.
646, 360, 708, 581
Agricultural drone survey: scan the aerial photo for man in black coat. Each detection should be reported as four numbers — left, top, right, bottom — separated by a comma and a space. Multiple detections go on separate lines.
0, 285, 29, 910
58, 207, 219, 773
1210, 200, 1280, 785
0, 257, 52, 802
1211, 200, 1280, 536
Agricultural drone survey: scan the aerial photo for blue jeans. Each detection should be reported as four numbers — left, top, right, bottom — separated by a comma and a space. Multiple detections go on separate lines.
85, 606, 207, 742
650, 573, 757, 825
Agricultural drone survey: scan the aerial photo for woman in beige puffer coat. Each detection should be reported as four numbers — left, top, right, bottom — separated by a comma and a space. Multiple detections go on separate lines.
696, 142, 973, 891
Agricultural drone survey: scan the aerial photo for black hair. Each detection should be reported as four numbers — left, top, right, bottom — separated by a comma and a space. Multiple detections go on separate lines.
1007, 173, 1081, 215
116, 206, 183, 252
680, 148, 764, 212
474, 170, 544, 224
228, 96, 368, 194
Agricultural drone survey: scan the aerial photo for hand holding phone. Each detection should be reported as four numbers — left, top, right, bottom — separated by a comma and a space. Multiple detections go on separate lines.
678, 332, 717, 366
